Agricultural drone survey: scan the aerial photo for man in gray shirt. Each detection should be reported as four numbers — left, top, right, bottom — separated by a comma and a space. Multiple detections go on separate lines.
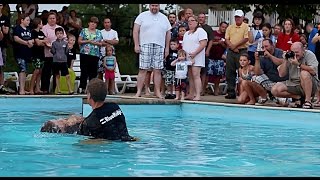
271, 42, 319, 109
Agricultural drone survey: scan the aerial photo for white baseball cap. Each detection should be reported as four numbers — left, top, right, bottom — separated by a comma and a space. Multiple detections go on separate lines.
234, 10, 244, 17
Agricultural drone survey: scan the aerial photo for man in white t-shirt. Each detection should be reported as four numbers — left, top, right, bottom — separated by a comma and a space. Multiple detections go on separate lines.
101, 18, 119, 56
133, 4, 171, 99
98, 18, 119, 80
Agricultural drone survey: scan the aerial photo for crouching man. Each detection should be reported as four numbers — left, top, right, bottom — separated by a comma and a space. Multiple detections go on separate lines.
271, 42, 319, 109
41, 78, 136, 141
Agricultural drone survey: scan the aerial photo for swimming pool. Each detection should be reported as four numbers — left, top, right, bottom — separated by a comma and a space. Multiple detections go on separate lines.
1, 97, 320, 176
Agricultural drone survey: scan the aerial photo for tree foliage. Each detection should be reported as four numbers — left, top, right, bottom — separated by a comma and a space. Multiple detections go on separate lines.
222, 4, 320, 24
68, 4, 147, 40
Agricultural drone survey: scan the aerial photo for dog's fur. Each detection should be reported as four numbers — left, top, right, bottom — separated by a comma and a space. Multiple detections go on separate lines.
40, 115, 84, 134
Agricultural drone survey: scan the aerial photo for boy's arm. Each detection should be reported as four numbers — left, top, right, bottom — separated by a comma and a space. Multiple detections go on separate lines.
51, 42, 56, 54
65, 42, 69, 54
171, 58, 179, 66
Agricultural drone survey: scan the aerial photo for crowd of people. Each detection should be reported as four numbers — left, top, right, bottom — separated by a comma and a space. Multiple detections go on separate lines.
132, 4, 320, 109
1, 4, 320, 109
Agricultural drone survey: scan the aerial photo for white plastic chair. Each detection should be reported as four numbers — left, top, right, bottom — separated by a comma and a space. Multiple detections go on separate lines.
114, 62, 137, 94
4, 72, 19, 91
72, 54, 81, 92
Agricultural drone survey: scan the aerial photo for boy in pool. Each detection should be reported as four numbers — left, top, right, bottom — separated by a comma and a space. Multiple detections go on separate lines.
41, 78, 136, 141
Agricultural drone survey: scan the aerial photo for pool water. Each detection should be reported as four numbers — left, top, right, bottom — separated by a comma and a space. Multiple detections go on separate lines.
1, 98, 320, 176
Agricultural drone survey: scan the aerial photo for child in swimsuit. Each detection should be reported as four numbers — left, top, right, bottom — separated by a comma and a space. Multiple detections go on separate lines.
237, 53, 255, 105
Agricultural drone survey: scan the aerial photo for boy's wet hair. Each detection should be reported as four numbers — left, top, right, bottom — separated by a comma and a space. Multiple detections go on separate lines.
87, 78, 107, 102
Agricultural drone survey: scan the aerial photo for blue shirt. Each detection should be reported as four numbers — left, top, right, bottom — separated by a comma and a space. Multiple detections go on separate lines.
308, 28, 318, 53
260, 48, 288, 82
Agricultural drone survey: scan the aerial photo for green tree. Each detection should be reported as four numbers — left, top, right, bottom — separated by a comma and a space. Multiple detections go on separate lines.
67, 4, 148, 74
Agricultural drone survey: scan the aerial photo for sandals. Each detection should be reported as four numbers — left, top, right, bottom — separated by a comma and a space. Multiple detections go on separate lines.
257, 97, 268, 104
302, 101, 313, 109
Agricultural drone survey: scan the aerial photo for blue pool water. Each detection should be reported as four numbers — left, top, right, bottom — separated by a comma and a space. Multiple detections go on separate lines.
1, 98, 320, 176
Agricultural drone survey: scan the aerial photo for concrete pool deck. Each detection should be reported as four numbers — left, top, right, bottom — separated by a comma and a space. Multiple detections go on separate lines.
3, 92, 320, 113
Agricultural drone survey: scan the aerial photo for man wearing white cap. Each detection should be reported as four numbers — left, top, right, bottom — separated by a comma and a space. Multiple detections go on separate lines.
224, 9, 249, 99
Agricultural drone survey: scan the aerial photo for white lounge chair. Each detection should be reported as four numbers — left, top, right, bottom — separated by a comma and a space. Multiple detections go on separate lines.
114, 62, 137, 94
4, 72, 19, 92
72, 54, 81, 92
208, 81, 227, 95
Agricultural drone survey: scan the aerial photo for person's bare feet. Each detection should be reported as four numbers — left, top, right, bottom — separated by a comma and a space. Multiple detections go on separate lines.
134, 93, 142, 98
245, 100, 256, 105
184, 95, 194, 100
19, 91, 30, 95
193, 96, 201, 101
34, 90, 43, 95
155, 94, 164, 99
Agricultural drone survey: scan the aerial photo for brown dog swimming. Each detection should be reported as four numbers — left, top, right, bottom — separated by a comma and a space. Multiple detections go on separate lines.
40, 115, 84, 134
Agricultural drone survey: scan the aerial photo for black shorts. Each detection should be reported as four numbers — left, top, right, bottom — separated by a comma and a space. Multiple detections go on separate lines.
52, 62, 69, 76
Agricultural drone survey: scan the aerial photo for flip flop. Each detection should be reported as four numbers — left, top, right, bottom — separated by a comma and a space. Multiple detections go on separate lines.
257, 97, 268, 104
302, 101, 313, 109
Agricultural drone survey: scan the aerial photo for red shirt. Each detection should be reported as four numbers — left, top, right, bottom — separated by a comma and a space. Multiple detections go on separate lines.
177, 35, 183, 50
209, 30, 226, 60
276, 32, 300, 51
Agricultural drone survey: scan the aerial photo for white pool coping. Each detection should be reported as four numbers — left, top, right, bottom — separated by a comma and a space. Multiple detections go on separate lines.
2, 94, 320, 113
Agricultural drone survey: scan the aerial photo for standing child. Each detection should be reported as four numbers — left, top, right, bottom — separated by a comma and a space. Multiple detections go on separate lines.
237, 53, 255, 104
30, 17, 47, 95
177, 26, 186, 50
103, 46, 117, 95
164, 39, 179, 99
171, 49, 192, 100
67, 33, 76, 69
13, 14, 34, 95
51, 27, 73, 95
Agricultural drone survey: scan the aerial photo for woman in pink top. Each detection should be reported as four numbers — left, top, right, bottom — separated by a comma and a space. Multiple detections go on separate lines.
41, 12, 66, 94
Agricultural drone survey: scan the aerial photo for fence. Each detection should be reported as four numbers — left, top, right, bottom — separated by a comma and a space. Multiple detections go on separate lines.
207, 9, 320, 28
